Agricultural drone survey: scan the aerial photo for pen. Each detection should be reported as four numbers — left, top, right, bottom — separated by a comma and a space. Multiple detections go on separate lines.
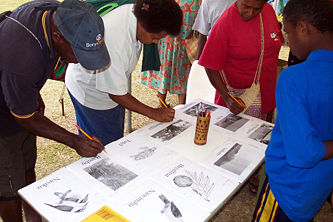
75, 124, 106, 153
157, 95, 169, 108
227, 92, 246, 109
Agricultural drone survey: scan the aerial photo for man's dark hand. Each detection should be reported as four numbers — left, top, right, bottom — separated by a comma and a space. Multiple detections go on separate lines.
72, 135, 105, 157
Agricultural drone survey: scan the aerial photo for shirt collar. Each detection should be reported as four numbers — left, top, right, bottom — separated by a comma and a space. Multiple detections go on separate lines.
307, 49, 333, 62
43, 10, 58, 60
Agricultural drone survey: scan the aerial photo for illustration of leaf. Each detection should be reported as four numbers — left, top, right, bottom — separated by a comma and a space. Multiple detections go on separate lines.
185, 170, 215, 201
206, 183, 215, 197
198, 172, 203, 184
193, 171, 197, 181
203, 176, 210, 190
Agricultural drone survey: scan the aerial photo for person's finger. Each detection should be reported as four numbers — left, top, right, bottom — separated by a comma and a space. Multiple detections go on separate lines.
165, 109, 175, 120
87, 141, 104, 154
90, 135, 105, 149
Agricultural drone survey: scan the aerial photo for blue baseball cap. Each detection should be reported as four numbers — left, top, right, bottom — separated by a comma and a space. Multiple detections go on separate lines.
55, 0, 110, 71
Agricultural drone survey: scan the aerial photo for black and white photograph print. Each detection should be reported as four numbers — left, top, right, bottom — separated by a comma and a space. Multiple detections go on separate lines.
151, 120, 192, 142
214, 143, 251, 176
215, 114, 249, 132
183, 102, 218, 117
84, 159, 137, 191
248, 123, 273, 145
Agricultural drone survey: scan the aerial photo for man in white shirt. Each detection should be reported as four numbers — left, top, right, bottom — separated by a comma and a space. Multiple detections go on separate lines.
192, 0, 235, 58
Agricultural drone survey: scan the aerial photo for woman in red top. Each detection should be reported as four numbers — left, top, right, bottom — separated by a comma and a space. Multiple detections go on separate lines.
198, 0, 283, 120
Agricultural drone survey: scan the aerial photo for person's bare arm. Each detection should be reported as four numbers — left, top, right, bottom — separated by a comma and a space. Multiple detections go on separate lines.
109, 93, 174, 122
37, 92, 45, 115
197, 32, 207, 59
323, 141, 333, 159
15, 113, 104, 157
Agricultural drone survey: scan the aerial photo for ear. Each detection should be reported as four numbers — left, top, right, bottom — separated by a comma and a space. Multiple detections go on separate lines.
296, 21, 311, 36
52, 31, 62, 44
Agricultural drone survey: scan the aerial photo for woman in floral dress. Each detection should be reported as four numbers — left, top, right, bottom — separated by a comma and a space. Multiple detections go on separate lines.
139, 0, 201, 105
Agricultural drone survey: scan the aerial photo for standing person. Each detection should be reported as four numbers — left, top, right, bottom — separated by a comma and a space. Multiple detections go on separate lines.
252, 0, 333, 221
198, 0, 283, 119
65, 0, 183, 146
269, 0, 304, 67
198, 0, 283, 193
0, 0, 110, 221
192, 0, 235, 59
139, 0, 201, 106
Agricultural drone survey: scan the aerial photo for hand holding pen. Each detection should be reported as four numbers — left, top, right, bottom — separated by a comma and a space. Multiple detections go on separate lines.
226, 92, 246, 115
157, 95, 170, 108
154, 96, 174, 122
75, 124, 106, 154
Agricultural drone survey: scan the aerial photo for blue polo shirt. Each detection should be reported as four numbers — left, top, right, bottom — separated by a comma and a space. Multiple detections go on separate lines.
266, 49, 333, 221
0, 0, 60, 136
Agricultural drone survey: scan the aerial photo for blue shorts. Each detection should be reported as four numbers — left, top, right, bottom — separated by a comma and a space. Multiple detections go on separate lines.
68, 91, 125, 145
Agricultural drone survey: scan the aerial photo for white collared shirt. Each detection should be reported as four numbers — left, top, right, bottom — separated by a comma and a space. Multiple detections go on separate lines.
66, 4, 142, 110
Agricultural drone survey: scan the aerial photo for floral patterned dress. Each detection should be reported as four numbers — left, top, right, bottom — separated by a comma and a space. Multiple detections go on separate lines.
139, 0, 200, 94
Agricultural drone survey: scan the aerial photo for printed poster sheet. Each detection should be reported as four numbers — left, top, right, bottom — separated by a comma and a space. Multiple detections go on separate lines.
150, 157, 239, 212
214, 113, 274, 149
107, 180, 210, 222
200, 138, 265, 183
66, 154, 140, 197
18, 168, 106, 222
105, 133, 180, 175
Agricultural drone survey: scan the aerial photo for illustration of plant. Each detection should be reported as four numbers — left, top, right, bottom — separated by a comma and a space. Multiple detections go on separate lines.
185, 170, 215, 202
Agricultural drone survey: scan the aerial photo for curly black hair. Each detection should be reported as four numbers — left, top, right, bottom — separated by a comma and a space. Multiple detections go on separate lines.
283, 0, 333, 33
133, 0, 183, 36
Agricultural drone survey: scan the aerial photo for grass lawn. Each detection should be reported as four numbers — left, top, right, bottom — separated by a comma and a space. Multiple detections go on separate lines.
1, 1, 332, 221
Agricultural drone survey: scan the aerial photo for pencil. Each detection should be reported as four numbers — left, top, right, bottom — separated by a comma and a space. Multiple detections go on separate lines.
75, 124, 106, 153
157, 96, 168, 108
227, 92, 246, 109
75, 124, 92, 140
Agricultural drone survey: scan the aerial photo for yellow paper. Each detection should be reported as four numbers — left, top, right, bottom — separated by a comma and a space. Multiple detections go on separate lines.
81, 206, 130, 222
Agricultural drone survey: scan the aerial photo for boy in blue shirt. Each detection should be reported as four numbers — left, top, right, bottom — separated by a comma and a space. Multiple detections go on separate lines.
252, 0, 333, 221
